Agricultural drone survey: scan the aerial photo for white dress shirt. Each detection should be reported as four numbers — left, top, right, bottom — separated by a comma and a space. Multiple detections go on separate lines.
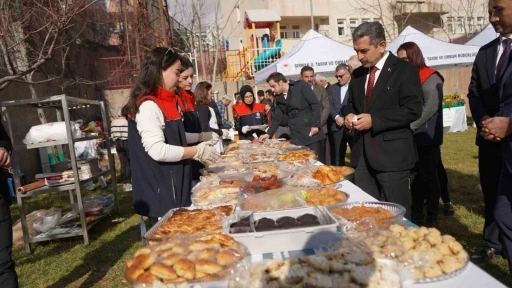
335, 83, 349, 120
365, 51, 390, 94
496, 34, 512, 74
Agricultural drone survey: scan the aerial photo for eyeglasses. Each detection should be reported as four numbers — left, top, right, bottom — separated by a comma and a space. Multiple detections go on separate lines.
162, 47, 175, 66
244, 95, 254, 99
335, 74, 347, 79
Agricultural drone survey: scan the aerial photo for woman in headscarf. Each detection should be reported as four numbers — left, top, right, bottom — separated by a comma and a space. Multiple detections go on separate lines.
232, 85, 268, 140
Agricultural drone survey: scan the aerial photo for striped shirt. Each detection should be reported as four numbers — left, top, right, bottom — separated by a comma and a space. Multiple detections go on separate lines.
111, 118, 128, 140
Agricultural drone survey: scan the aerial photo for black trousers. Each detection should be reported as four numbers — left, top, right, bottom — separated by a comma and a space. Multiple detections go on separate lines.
494, 170, 512, 273
355, 150, 412, 219
479, 145, 503, 252
328, 130, 349, 166
411, 145, 441, 221
438, 151, 451, 204
0, 197, 18, 288
115, 139, 131, 184
307, 139, 326, 164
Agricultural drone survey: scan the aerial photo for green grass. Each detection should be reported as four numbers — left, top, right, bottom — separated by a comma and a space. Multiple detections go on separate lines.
10, 127, 512, 287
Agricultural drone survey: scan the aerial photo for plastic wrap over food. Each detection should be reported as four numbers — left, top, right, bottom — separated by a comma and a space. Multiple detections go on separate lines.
239, 187, 308, 211
191, 184, 241, 207
124, 233, 248, 287
281, 169, 323, 188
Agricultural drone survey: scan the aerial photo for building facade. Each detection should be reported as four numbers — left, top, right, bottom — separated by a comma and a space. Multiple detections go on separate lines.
221, 0, 488, 52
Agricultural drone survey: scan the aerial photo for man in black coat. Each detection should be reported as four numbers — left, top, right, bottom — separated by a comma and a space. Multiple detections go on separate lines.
259, 73, 326, 154
467, 23, 505, 261
0, 122, 18, 288
344, 22, 422, 219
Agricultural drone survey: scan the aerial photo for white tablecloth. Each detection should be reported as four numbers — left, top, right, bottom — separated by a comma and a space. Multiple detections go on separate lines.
443, 106, 468, 133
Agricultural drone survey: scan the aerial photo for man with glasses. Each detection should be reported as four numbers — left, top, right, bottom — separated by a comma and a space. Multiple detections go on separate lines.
328, 64, 352, 166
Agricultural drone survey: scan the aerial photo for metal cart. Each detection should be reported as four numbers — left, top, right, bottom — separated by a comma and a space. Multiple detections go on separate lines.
1, 95, 119, 254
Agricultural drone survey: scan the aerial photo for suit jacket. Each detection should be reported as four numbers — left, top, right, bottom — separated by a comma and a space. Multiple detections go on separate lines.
0, 122, 12, 205
345, 53, 423, 172
312, 84, 330, 133
328, 82, 350, 133
497, 53, 512, 174
468, 38, 502, 147
268, 80, 326, 146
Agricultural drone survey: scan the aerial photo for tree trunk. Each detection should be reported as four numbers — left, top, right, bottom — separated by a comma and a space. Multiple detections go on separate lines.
211, 0, 220, 90
193, 0, 206, 80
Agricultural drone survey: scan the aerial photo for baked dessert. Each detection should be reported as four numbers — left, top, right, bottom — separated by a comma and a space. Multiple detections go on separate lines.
296, 213, 320, 226
252, 163, 279, 175
125, 234, 246, 285
312, 165, 344, 185
230, 216, 252, 234
276, 216, 298, 229
192, 185, 240, 206
244, 175, 282, 194
330, 204, 394, 226
301, 187, 348, 207
254, 217, 277, 231
147, 206, 234, 242
278, 150, 316, 161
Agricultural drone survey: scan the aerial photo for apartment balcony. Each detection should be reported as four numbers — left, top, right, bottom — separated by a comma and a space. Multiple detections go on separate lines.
394, 0, 449, 34
266, 0, 330, 17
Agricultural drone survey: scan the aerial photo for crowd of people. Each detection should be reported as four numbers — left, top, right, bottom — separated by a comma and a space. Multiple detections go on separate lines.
1, 0, 512, 286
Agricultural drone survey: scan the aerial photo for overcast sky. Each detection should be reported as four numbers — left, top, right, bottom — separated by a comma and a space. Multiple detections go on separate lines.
167, 0, 219, 29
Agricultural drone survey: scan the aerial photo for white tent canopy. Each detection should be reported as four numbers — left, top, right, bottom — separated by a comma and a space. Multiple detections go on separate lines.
466, 24, 498, 46
387, 26, 480, 69
254, 30, 356, 84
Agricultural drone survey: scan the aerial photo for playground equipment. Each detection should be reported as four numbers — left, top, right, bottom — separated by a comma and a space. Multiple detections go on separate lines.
224, 9, 282, 81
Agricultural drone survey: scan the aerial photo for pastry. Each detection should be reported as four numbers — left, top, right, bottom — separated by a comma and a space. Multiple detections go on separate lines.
252, 163, 279, 175
174, 259, 195, 279
134, 247, 151, 257
198, 248, 219, 260
150, 263, 178, 280
140, 252, 157, 269
217, 249, 239, 266
230, 216, 251, 234
136, 271, 158, 283
195, 259, 223, 275
302, 187, 348, 206
254, 217, 277, 231
162, 253, 183, 266
276, 216, 298, 229
278, 150, 316, 161
311, 165, 345, 185
126, 264, 145, 282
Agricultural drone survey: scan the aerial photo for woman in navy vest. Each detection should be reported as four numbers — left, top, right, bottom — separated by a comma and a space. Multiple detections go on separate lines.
398, 42, 447, 227
232, 85, 268, 140
123, 47, 220, 222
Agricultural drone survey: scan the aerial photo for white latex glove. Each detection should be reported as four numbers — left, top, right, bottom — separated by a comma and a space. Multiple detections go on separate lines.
210, 133, 220, 145
200, 131, 214, 142
241, 126, 251, 134
193, 142, 221, 165
221, 129, 229, 139
256, 124, 268, 131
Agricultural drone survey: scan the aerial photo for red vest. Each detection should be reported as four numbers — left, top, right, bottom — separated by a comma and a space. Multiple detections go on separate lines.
177, 88, 196, 112
131, 87, 181, 121
232, 103, 266, 116
419, 67, 444, 85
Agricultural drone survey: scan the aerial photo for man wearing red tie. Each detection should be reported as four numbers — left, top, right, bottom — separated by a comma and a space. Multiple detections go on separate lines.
344, 22, 422, 219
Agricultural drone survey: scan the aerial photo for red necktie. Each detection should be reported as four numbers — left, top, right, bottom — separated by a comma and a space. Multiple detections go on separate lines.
366, 66, 378, 106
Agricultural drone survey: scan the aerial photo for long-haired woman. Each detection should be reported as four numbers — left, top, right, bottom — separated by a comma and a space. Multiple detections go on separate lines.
123, 47, 220, 223
397, 42, 447, 227
195, 81, 228, 153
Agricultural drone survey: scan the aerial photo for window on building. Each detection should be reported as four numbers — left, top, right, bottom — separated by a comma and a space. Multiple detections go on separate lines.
476, 17, 484, 31
349, 18, 359, 34
292, 25, 300, 38
361, 18, 371, 23
467, 17, 474, 32
456, 17, 464, 33
337, 18, 347, 36
280, 25, 288, 39
446, 17, 454, 34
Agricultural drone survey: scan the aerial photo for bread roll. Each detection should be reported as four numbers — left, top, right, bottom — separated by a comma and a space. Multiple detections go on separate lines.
174, 259, 195, 279
140, 252, 157, 269
195, 259, 223, 275
217, 249, 238, 266
126, 264, 145, 282
198, 248, 219, 260
136, 271, 158, 283
134, 247, 151, 257
162, 253, 183, 266
150, 263, 178, 280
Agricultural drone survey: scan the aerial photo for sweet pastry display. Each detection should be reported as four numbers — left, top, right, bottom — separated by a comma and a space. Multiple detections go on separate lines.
229, 216, 252, 234
242, 152, 276, 163
278, 149, 316, 161
147, 206, 234, 242
191, 185, 240, 206
252, 214, 321, 232
300, 187, 349, 207
207, 156, 243, 168
125, 234, 246, 285
389, 224, 469, 281
251, 163, 279, 175
330, 204, 395, 226
244, 175, 283, 194
312, 165, 346, 185
240, 188, 306, 211
231, 241, 401, 288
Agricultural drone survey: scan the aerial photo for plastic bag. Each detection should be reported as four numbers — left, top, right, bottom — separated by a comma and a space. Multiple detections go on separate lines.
33, 208, 62, 233
191, 184, 241, 207
281, 169, 323, 188
23, 121, 77, 144
124, 233, 248, 287
239, 187, 307, 211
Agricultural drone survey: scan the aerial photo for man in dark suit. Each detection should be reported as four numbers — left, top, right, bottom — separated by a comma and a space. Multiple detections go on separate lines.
300, 66, 329, 163
0, 122, 18, 288
328, 63, 351, 166
259, 72, 326, 155
486, 0, 512, 273
467, 1, 505, 261
344, 22, 422, 219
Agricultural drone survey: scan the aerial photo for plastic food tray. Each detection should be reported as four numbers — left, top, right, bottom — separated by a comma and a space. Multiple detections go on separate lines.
143, 204, 236, 245
416, 257, 469, 283
224, 206, 339, 254
328, 201, 406, 229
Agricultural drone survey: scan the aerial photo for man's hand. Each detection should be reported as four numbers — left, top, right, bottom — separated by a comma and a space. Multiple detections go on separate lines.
353, 113, 372, 131
0, 147, 10, 167
310, 127, 319, 136
482, 117, 511, 141
335, 116, 344, 127
259, 134, 270, 142
345, 113, 356, 129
